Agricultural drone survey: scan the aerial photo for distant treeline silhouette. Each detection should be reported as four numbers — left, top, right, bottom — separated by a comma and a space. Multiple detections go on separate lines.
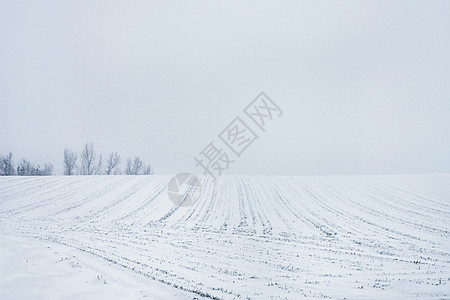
0, 152, 53, 176
1, 142, 153, 176
64, 143, 152, 175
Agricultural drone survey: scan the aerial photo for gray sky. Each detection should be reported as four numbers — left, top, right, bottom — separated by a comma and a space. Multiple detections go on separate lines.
1, 0, 449, 175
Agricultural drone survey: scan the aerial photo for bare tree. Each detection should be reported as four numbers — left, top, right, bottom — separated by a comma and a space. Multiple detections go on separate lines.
31, 164, 41, 176
80, 143, 103, 175
63, 148, 78, 175
125, 157, 134, 175
105, 152, 121, 175
132, 156, 143, 175
0, 152, 15, 176
142, 164, 152, 175
80, 143, 96, 175
125, 156, 152, 175
17, 159, 33, 175
42, 163, 54, 176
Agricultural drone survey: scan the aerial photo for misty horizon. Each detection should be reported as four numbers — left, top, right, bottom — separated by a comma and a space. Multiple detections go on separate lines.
1, 1, 449, 176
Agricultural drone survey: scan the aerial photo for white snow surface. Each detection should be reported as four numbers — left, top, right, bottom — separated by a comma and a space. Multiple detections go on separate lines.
0, 234, 197, 300
0, 175, 449, 299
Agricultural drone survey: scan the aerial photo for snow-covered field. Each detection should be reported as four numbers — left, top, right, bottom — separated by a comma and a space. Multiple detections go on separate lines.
0, 175, 449, 299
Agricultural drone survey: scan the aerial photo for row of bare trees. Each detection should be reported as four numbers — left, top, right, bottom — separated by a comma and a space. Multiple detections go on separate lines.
64, 143, 152, 175
0, 152, 53, 176
0, 145, 153, 176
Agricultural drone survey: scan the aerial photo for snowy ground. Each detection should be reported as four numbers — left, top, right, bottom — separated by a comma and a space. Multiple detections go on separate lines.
0, 235, 197, 300
0, 175, 449, 299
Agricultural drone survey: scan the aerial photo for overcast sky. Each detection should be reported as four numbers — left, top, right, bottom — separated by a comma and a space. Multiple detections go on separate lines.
1, 1, 449, 175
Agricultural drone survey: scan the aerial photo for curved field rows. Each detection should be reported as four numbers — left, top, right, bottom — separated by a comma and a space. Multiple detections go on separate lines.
0, 175, 449, 299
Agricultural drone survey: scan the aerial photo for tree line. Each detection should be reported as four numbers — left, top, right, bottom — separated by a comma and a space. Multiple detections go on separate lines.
64, 143, 152, 175
0, 152, 53, 176
0, 143, 153, 176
